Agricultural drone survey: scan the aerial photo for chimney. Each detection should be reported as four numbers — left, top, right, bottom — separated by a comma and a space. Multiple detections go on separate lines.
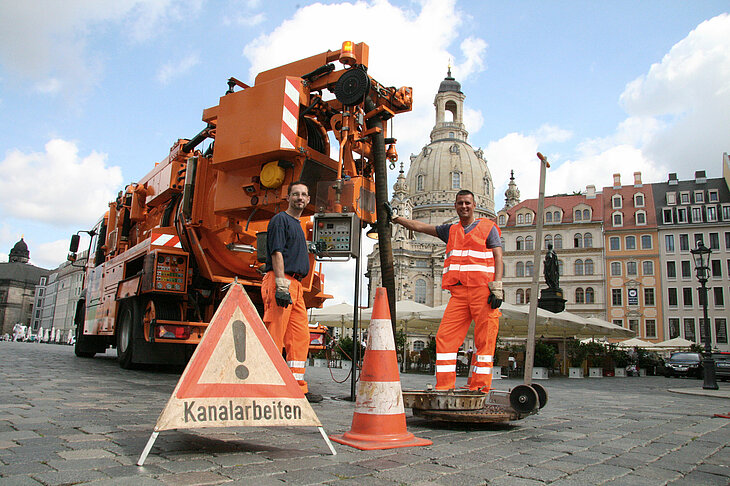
585, 185, 596, 199
668, 173, 678, 186
633, 171, 642, 187
695, 170, 707, 184
613, 173, 621, 188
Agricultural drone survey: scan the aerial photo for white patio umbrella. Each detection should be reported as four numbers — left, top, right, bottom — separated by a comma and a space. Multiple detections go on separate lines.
616, 337, 654, 348
650, 337, 694, 350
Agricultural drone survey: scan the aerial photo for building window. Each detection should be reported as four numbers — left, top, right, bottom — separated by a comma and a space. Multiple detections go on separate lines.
667, 261, 676, 279
636, 211, 646, 225
684, 318, 696, 341
665, 234, 675, 252
668, 288, 678, 307
417, 174, 424, 191
612, 195, 622, 209
677, 207, 688, 223
711, 259, 722, 278
525, 288, 531, 303
525, 213, 533, 224
575, 288, 585, 304
584, 259, 594, 275
544, 234, 552, 248
613, 212, 623, 226
642, 261, 654, 276
613, 319, 624, 328
680, 192, 690, 204
709, 190, 719, 202
611, 289, 622, 306
723, 205, 730, 221
681, 260, 691, 278
625, 236, 636, 250
585, 287, 595, 304
583, 209, 590, 220
694, 233, 704, 247
645, 319, 657, 339
610, 262, 621, 276
644, 288, 655, 306
584, 233, 593, 248
516, 262, 524, 277
517, 214, 524, 225
516, 289, 524, 304
683, 287, 693, 306
575, 259, 584, 276
412, 340, 425, 351
545, 211, 552, 223
629, 319, 639, 334
524, 236, 534, 250
609, 236, 620, 250
553, 211, 561, 222
634, 193, 645, 207
451, 171, 461, 189
726, 232, 730, 250
498, 215, 506, 226
679, 234, 689, 251
554, 234, 563, 249
663, 208, 673, 224
709, 233, 720, 250
691, 207, 703, 223
516, 236, 524, 250
707, 206, 717, 222
716, 319, 728, 344
574, 209, 582, 222
525, 261, 533, 277
558, 260, 564, 276
641, 235, 652, 249
714, 287, 724, 307
667, 192, 676, 205
627, 261, 638, 276
669, 318, 680, 339
574, 233, 583, 248
414, 279, 427, 304
694, 191, 704, 203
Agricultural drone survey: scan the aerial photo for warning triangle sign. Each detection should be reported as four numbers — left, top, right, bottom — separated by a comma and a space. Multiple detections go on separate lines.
154, 283, 321, 431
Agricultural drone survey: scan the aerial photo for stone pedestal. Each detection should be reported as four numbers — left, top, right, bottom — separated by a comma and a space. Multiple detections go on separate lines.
538, 288, 566, 313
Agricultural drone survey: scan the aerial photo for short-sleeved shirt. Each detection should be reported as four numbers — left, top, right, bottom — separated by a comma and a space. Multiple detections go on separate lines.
264, 211, 309, 277
435, 220, 502, 248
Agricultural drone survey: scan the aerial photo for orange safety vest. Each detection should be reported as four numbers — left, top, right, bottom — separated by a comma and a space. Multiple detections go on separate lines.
442, 219, 500, 289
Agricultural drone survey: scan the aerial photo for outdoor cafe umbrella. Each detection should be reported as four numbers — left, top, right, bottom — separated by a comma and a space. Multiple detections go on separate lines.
650, 336, 694, 351
616, 337, 655, 348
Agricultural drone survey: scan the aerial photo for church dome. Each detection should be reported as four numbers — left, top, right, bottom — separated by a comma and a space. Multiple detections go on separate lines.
9, 237, 30, 263
438, 69, 461, 93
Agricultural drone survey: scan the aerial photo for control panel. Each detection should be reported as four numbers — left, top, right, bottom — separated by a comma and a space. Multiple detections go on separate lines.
313, 213, 360, 258
153, 252, 188, 293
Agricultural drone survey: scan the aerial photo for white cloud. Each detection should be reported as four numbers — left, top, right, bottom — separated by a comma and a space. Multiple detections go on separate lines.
157, 53, 200, 85
0, 139, 122, 227
535, 124, 573, 144
242, 0, 487, 164
31, 239, 72, 269
231, 12, 266, 27
0, 1, 202, 97
34, 78, 62, 94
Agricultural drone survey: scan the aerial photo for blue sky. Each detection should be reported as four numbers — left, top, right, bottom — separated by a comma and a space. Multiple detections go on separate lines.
1, 1, 728, 306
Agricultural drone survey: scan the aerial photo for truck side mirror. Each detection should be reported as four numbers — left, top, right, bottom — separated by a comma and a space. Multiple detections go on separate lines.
69, 234, 80, 253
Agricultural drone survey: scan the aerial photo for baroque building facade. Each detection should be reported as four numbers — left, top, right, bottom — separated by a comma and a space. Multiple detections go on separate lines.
0, 238, 50, 336
366, 70, 496, 310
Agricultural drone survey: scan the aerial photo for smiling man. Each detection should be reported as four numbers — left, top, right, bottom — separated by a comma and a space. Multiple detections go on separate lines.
392, 189, 504, 392
262, 180, 322, 403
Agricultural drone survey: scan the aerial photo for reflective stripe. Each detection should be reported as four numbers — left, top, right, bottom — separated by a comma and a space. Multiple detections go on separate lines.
368, 319, 396, 351
445, 249, 494, 259
436, 352, 458, 361
292, 372, 305, 380
442, 264, 495, 274
476, 355, 493, 363
354, 381, 405, 415
474, 367, 492, 375
287, 360, 306, 368
436, 364, 456, 373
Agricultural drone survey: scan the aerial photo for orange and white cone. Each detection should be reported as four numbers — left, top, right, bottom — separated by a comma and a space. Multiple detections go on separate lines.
330, 288, 432, 450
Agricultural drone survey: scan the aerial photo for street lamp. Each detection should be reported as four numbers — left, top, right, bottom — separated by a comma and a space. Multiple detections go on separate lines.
690, 242, 718, 390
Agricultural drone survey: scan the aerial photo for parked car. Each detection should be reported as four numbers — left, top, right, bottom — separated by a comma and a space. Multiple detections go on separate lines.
664, 352, 703, 378
712, 352, 730, 381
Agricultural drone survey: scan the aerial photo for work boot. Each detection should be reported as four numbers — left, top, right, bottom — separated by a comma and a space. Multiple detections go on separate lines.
305, 392, 323, 403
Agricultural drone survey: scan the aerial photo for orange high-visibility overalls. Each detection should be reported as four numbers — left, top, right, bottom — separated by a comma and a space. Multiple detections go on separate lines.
262, 272, 310, 393
436, 219, 501, 392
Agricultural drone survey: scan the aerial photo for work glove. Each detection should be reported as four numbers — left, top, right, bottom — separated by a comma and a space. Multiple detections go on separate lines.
275, 277, 292, 308
488, 280, 503, 309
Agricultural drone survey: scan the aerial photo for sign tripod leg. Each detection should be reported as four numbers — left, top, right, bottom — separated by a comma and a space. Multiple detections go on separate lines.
318, 427, 337, 455
137, 431, 159, 466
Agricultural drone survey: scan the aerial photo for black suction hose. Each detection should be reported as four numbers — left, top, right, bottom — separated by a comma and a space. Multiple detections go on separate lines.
365, 96, 397, 332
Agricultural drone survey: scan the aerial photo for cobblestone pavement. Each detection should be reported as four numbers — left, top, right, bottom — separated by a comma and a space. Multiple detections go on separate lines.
1, 341, 729, 485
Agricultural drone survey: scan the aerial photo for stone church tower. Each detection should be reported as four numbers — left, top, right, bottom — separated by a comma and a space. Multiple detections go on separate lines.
366, 69, 496, 306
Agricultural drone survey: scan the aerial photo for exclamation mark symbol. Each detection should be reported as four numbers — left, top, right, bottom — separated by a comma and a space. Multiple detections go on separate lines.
232, 320, 249, 380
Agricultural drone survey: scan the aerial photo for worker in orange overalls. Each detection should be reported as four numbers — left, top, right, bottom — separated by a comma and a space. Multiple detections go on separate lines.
262, 180, 322, 403
392, 189, 504, 392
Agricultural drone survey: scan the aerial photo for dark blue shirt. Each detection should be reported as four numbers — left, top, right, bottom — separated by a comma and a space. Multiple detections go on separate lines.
264, 211, 309, 277
435, 220, 502, 248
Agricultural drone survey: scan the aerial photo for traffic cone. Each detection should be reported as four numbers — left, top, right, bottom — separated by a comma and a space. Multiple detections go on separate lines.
330, 288, 432, 450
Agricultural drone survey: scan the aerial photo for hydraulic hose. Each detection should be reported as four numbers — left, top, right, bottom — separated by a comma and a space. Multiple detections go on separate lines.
365, 96, 397, 332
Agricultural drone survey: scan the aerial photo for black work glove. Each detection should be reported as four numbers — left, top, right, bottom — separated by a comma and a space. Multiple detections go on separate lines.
487, 293, 503, 309
275, 278, 292, 308
488, 281, 503, 309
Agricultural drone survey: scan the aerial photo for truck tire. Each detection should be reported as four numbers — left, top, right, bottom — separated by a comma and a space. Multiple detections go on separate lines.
73, 300, 96, 358
116, 298, 140, 369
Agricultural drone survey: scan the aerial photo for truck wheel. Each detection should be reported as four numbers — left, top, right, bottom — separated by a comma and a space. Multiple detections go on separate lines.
117, 299, 140, 369
73, 300, 96, 358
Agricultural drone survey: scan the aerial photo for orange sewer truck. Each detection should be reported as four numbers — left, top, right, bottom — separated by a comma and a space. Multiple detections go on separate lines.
68, 42, 412, 368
